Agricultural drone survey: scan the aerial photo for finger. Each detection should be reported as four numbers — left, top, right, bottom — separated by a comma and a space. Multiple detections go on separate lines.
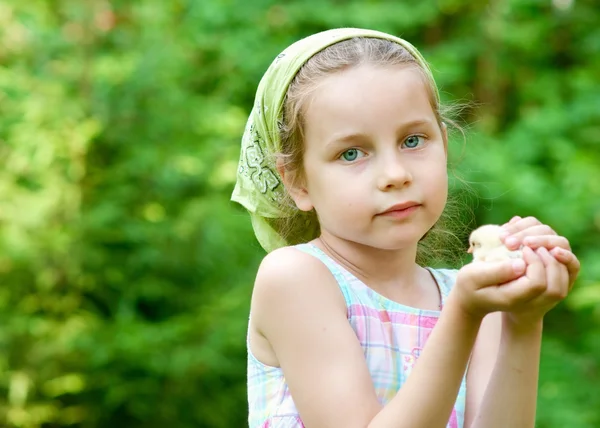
501, 216, 544, 236
523, 235, 571, 252
523, 246, 546, 286
510, 216, 522, 224
496, 248, 546, 304
559, 261, 570, 296
461, 258, 526, 288
503, 225, 557, 249
550, 248, 581, 290
502, 216, 522, 227
537, 247, 568, 301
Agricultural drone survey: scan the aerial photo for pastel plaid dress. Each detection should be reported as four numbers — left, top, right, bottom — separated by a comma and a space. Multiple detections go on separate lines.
247, 243, 467, 428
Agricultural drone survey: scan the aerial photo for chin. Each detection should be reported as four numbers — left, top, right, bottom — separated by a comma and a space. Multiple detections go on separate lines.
323, 224, 427, 252
388, 234, 433, 252
360, 234, 421, 252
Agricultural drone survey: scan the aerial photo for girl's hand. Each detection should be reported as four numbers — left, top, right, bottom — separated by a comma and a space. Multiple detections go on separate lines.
500, 215, 580, 290
502, 246, 570, 326
455, 245, 571, 323
454, 255, 545, 320
501, 215, 567, 251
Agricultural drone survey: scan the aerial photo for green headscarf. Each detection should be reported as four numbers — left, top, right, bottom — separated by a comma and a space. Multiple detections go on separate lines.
231, 28, 438, 253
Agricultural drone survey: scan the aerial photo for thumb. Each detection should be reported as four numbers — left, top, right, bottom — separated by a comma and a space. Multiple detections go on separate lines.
458, 258, 527, 288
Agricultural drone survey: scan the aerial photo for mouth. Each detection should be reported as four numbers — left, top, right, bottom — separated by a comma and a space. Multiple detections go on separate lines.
378, 202, 421, 217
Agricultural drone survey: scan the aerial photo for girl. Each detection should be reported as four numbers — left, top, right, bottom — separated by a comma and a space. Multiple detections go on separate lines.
232, 28, 580, 428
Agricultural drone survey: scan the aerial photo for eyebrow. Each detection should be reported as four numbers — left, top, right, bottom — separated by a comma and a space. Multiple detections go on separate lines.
325, 118, 435, 147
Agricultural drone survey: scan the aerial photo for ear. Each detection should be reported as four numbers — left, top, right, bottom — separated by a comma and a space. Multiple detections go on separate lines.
441, 122, 448, 158
276, 158, 314, 212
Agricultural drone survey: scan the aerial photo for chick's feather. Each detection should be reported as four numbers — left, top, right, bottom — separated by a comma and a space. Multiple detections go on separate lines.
468, 224, 523, 262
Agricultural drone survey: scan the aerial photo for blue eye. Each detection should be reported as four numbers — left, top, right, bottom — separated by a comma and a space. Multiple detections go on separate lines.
340, 148, 363, 161
403, 135, 424, 149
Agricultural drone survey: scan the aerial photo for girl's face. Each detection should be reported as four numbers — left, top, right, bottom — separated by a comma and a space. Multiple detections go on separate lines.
290, 64, 448, 251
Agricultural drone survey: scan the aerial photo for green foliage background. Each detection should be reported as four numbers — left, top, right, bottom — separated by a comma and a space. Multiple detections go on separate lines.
0, 0, 598, 426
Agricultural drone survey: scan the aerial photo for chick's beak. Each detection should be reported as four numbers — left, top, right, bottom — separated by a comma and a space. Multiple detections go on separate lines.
467, 245, 473, 254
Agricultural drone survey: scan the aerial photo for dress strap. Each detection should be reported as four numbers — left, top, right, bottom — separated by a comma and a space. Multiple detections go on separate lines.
294, 243, 354, 308
426, 268, 458, 307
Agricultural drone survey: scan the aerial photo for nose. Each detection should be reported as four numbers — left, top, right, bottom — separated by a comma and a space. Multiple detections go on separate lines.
376, 152, 412, 191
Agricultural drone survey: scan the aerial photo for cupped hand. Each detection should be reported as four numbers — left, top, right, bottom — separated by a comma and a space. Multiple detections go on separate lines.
501, 215, 580, 290
502, 246, 571, 325
454, 254, 540, 320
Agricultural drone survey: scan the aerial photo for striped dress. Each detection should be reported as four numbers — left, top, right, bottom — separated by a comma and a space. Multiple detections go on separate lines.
247, 243, 467, 428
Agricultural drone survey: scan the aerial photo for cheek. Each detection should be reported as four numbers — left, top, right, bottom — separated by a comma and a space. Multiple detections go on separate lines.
323, 184, 361, 208
423, 158, 448, 204
313, 176, 367, 219
434, 171, 449, 200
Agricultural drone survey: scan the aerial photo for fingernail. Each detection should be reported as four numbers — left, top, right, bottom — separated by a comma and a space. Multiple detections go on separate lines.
506, 237, 519, 247
512, 259, 526, 272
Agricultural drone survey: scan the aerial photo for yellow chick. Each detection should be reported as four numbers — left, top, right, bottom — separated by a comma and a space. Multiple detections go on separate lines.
468, 224, 523, 262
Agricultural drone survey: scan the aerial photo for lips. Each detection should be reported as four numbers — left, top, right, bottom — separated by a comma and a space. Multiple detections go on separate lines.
379, 202, 421, 215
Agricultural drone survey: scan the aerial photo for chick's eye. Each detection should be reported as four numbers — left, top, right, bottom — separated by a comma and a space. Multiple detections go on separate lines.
340, 148, 364, 162
402, 135, 424, 149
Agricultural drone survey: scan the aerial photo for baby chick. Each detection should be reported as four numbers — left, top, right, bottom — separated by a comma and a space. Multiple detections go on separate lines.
468, 224, 523, 262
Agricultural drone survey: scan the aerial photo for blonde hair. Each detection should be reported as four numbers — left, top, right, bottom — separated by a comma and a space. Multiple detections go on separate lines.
275, 37, 468, 266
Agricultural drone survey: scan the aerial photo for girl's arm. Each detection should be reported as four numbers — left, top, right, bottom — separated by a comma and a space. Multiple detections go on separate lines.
463, 312, 501, 426
465, 245, 579, 428
251, 247, 528, 428
467, 316, 542, 428
464, 313, 541, 428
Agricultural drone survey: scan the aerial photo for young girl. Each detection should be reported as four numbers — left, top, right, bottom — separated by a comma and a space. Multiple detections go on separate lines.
232, 28, 580, 428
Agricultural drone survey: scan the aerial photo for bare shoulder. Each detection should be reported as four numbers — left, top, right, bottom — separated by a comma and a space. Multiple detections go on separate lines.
251, 246, 347, 336
255, 245, 331, 287
250, 246, 383, 426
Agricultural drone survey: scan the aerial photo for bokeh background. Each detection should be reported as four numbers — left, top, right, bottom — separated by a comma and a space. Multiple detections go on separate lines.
0, 0, 599, 427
